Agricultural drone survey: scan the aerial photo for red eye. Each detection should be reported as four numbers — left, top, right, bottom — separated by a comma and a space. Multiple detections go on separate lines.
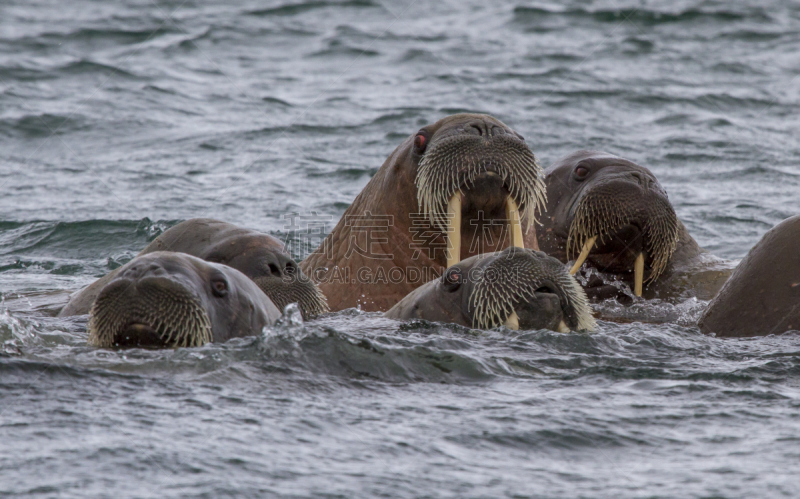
414, 132, 428, 154
574, 166, 590, 179
442, 268, 462, 292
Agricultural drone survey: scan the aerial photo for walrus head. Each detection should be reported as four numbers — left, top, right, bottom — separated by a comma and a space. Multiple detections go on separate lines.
199, 233, 329, 319
385, 247, 595, 332
301, 113, 547, 312
413, 114, 546, 266
88, 252, 279, 348
536, 151, 680, 296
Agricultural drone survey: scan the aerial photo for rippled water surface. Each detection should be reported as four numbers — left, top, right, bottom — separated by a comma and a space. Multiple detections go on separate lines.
2, 1, 800, 497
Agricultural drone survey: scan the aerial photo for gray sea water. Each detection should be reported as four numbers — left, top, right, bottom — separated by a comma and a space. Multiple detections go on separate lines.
2, 0, 800, 497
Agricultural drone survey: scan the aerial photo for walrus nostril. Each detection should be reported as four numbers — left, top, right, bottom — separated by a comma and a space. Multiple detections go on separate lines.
147, 263, 165, 276
468, 123, 485, 136
120, 262, 168, 281
122, 262, 166, 279
284, 261, 296, 275
268, 263, 281, 277
628, 171, 652, 189
491, 125, 506, 136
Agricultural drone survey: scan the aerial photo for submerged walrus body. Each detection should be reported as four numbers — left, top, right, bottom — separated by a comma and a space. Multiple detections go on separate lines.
60, 219, 327, 319
386, 247, 595, 333
699, 215, 800, 338
536, 150, 733, 302
88, 252, 280, 348
301, 113, 547, 312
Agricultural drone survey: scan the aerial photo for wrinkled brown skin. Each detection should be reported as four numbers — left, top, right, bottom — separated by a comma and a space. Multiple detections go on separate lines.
300, 114, 540, 312
90, 252, 280, 347
385, 248, 575, 331
699, 216, 800, 337
59, 219, 321, 317
536, 150, 733, 302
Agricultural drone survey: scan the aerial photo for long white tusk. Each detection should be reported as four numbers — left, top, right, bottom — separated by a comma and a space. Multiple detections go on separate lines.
557, 320, 570, 333
505, 197, 525, 249
569, 236, 597, 275
445, 192, 462, 269
504, 311, 520, 330
634, 252, 644, 297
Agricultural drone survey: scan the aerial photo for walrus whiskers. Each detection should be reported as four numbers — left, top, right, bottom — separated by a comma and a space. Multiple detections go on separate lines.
566, 188, 679, 288
416, 133, 546, 253
255, 274, 329, 318
88, 282, 213, 348
385, 248, 597, 333
469, 252, 596, 332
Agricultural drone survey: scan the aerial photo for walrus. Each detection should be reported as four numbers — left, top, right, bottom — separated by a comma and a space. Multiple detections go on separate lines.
535, 150, 733, 301
699, 215, 800, 338
88, 252, 280, 348
385, 247, 596, 332
59, 219, 327, 319
300, 113, 546, 312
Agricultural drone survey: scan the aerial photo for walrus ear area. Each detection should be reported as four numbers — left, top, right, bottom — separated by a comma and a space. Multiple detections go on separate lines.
442, 267, 462, 292
413, 130, 430, 155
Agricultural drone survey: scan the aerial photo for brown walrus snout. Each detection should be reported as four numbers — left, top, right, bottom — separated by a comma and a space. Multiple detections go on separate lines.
537, 151, 680, 297
415, 115, 546, 267
567, 166, 678, 289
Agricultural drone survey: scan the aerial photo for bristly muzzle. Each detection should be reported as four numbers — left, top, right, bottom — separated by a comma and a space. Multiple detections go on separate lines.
468, 250, 595, 331
88, 280, 213, 348
567, 182, 680, 283
255, 275, 329, 319
416, 134, 546, 229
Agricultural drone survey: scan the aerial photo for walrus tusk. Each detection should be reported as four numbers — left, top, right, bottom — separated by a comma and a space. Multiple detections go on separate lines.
504, 311, 519, 330
557, 320, 570, 333
446, 192, 462, 269
569, 236, 597, 275
505, 197, 525, 250
634, 252, 644, 297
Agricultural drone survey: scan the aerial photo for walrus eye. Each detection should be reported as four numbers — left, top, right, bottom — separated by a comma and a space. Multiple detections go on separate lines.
574, 165, 590, 180
211, 278, 228, 297
442, 268, 462, 292
413, 132, 429, 155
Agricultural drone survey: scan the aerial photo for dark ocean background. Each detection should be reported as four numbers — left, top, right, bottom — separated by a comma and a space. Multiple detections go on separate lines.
2, 0, 800, 497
